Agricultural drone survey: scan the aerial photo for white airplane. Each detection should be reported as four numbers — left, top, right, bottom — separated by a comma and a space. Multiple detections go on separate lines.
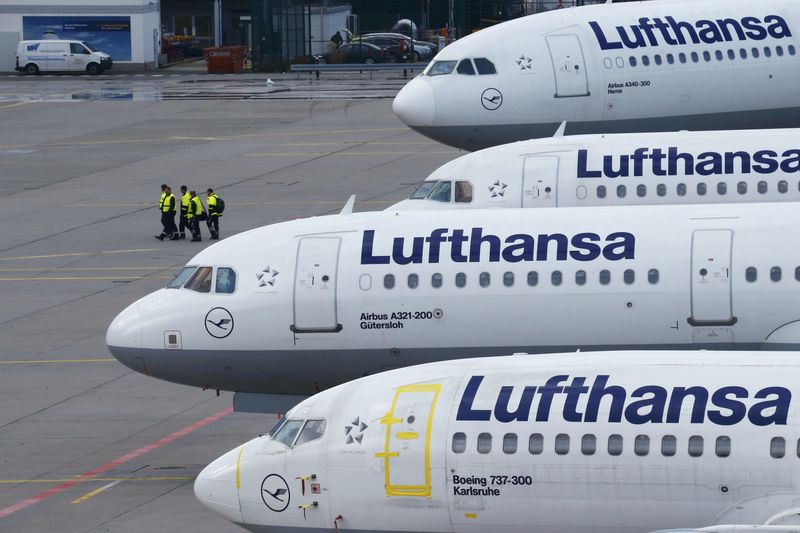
107, 202, 800, 411
391, 128, 800, 210
392, 0, 800, 151
195, 350, 800, 532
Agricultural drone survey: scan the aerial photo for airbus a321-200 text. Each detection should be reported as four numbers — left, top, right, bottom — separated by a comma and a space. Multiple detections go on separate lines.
393, 0, 800, 150
195, 350, 800, 533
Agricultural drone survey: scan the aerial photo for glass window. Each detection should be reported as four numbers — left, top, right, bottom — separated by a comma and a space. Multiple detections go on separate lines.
637, 184, 646, 198
796, 266, 800, 281
677, 183, 687, 196
654, 54, 662, 65
359, 274, 371, 290
738, 181, 747, 194
473, 57, 497, 75
717, 182, 727, 195
268, 416, 286, 437
452, 432, 467, 453
715, 50, 723, 61
581, 434, 596, 455
432, 273, 443, 288
688, 435, 704, 457
703, 51, 711, 62
635, 435, 650, 456
527, 271, 538, 287
477, 432, 492, 453
648, 268, 659, 284
479, 272, 490, 288
529, 433, 544, 454
740, 48, 747, 59
408, 273, 419, 289
575, 270, 587, 286
779, 180, 788, 193
746, 267, 757, 282
616, 57, 624, 68
503, 433, 518, 454
503, 271, 514, 287
777, 45, 784, 57
428, 180, 452, 202
666, 53, 674, 64
427, 60, 456, 76
691, 51, 699, 63
295, 419, 326, 446
771, 437, 786, 458
771, 267, 782, 282
617, 185, 626, 198
273, 419, 304, 447
661, 435, 677, 456
657, 184, 666, 197
679, 52, 687, 63
168, 266, 197, 289
728, 49, 735, 60
629, 56, 637, 67
411, 181, 436, 199
624, 269, 635, 285
455, 181, 473, 202
551, 271, 562, 286
555, 433, 570, 455
716, 436, 731, 457
790, 45, 797, 56
70, 42, 90, 54
456, 59, 476, 75
608, 434, 623, 455
455, 272, 466, 288
384, 274, 395, 289
764, 46, 772, 58
185, 266, 213, 293
642, 55, 650, 66
697, 182, 707, 196
758, 181, 768, 194
752, 47, 760, 59
600, 270, 611, 285
216, 267, 236, 293
597, 185, 607, 199
603, 57, 612, 69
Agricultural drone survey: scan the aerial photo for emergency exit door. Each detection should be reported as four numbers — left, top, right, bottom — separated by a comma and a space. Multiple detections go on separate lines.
522, 156, 559, 207
546, 34, 590, 98
689, 230, 736, 326
375, 384, 441, 497
291, 237, 342, 333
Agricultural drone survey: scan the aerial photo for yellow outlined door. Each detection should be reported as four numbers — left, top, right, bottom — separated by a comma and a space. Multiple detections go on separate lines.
375, 384, 441, 497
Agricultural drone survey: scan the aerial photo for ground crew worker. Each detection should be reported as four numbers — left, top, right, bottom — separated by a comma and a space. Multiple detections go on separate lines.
156, 186, 178, 240
178, 185, 190, 239
187, 190, 205, 242
206, 188, 221, 240
155, 184, 168, 240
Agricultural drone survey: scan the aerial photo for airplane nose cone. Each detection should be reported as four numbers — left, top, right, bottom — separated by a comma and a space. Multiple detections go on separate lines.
106, 302, 145, 373
393, 77, 435, 127
195, 446, 243, 523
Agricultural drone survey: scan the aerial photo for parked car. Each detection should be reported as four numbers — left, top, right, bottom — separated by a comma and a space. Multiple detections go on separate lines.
16, 40, 112, 75
355, 33, 437, 62
315, 42, 392, 64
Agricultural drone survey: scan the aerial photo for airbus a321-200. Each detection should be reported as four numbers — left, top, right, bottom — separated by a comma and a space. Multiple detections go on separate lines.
392, 128, 800, 210
195, 350, 800, 533
107, 202, 800, 410
393, 0, 800, 150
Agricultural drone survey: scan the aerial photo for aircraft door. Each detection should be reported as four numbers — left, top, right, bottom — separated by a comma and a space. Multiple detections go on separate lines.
689, 230, 736, 326
292, 237, 342, 333
375, 384, 441, 497
522, 156, 559, 207
546, 34, 590, 98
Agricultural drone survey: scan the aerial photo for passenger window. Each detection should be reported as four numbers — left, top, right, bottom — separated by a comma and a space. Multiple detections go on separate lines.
555, 433, 570, 455
527, 271, 538, 287
273, 419, 305, 447
690, 52, 699, 63
717, 182, 726, 195
796, 266, 800, 281
634, 435, 650, 456
746, 267, 757, 282
581, 434, 596, 455
629, 56, 637, 67
608, 434, 623, 456
637, 184, 646, 198
452, 432, 467, 453
771, 267, 782, 282
771, 436, 786, 458
764, 46, 772, 58
432, 272, 443, 288
617, 185, 626, 198
455, 181, 473, 202
641, 55, 650, 66
294, 419, 326, 446
679, 52, 687, 63
479, 272, 490, 288
648, 268, 659, 284
752, 47, 760, 59
597, 185, 607, 199
429, 180, 452, 202
715, 50, 723, 61
427, 60, 456, 76
790, 45, 797, 56
477, 432, 492, 453
779, 180, 788, 193
600, 270, 611, 285
359, 274, 371, 290
603, 57, 612, 69
168, 266, 197, 289
503, 433, 518, 454
654, 54, 662, 65
688, 435, 703, 457
408, 273, 419, 289
551, 271, 562, 286
728, 49, 735, 60
661, 435, 677, 456
624, 269, 635, 285
716, 436, 731, 457
216, 267, 236, 293
758, 181, 768, 194
777, 45, 785, 57
503, 271, 514, 287
455, 272, 467, 288
529, 433, 544, 454
615, 57, 624, 68
575, 270, 587, 286
411, 181, 436, 199
697, 182, 707, 196
677, 183, 687, 196
384, 274, 395, 289
473, 57, 497, 75
737, 181, 747, 194
185, 266, 213, 293
703, 51, 711, 62
656, 184, 666, 197
740, 48, 747, 59
456, 59, 475, 75
666, 53, 674, 64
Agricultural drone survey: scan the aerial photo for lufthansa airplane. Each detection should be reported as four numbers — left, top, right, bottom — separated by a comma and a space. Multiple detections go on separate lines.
393, 0, 800, 150
196, 350, 800, 532
392, 128, 800, 210
107, 202, 800, 409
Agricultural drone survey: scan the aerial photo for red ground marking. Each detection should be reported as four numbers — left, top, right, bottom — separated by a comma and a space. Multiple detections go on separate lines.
0, 406, 233, 519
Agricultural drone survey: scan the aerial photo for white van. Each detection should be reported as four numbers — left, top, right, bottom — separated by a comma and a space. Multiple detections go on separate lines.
15, 40, 113, 75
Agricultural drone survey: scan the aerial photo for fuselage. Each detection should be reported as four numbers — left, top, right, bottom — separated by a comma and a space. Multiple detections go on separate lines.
107, 203, 800, 397
393, 0, 800, 150
195, 351, 800, 533
392, 128, 800, 210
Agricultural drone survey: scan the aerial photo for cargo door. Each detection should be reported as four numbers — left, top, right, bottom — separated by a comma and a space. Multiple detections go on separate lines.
291, 237, 342, 333
546, 34, 590, 98
375, 384, 441, 497
689, 230, 736, 326
522, 155, 559, 207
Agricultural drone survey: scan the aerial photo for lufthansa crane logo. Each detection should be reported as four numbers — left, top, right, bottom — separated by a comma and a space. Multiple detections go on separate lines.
260, 474, 290, 512
205, 307, 234, 339
481, 88, 503, 111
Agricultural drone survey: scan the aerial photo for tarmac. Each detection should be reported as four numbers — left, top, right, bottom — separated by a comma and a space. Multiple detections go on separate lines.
0, 63, 460, 532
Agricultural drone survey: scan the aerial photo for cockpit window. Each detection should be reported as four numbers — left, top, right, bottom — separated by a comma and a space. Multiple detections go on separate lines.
428, 180, 452, 202
411, 180, 437, 199
272, 419, 305, 447
427, 60, 456, 76
474, 57, 497, 74
456, 59, 475, 75
268, 416, 286, 436
216, 267, 237, 293
294, 419, 327, 446
455, 181, 473, 203
167, 266, 197, 289
184, 266, 213, 293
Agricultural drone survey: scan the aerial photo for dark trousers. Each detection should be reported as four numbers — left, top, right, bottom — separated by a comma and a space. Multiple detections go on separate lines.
161, 212, 176, 236
189, 217, 201, 239
179, 213, 188, 235
207, 216, 220, 236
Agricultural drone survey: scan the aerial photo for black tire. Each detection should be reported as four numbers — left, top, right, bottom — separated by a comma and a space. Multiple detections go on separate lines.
364, 57, 375, 64
24, 63, 39, 75
86, 63, 102, 75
